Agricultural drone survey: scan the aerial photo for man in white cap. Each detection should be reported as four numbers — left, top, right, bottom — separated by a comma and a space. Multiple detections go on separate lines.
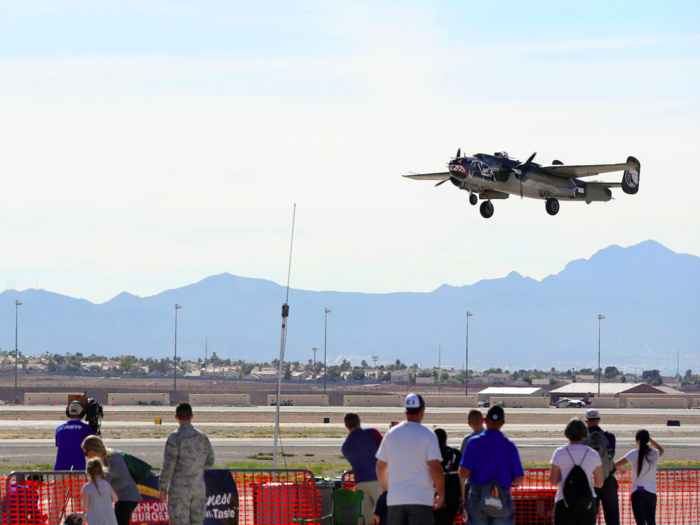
584, 409, 619, 525
55, 400, 95, 471
375, 393, 445, 525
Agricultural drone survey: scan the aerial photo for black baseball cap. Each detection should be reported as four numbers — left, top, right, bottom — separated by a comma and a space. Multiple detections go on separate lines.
486, 405, 505, 423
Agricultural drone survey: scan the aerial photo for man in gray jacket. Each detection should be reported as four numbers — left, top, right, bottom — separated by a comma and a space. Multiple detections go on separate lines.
159, 403, 215, 525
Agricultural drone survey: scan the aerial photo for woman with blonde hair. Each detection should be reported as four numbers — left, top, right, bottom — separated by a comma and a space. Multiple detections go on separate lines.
82, 458, 118, 525
82, 436, 142, 525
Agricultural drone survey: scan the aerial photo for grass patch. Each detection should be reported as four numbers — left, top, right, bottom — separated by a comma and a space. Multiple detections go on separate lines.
221, 462, 349, 476
246, 451, 295, 461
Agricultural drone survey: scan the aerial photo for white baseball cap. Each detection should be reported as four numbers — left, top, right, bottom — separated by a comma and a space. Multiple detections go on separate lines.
585, 408, 601, 420
68, 401, 84, 416
404, 393, 424, 410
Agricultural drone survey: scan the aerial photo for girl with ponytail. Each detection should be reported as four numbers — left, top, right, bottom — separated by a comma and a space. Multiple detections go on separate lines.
82, 458, 119, 525
615, 430, 664, 525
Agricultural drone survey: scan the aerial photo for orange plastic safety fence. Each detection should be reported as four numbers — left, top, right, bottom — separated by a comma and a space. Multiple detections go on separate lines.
343, 468, 700, 525
1, 473, 84, 525
1, 469, 322, 525
232, 469, 322, 525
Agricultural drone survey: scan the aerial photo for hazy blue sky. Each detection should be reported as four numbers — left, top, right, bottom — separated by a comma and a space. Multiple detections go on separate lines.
0, 1, 698, 302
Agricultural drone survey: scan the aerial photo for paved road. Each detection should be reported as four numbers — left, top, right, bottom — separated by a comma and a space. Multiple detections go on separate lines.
2, 420, 699, 432
2, 436, 699, 470
2, 405, 698, 416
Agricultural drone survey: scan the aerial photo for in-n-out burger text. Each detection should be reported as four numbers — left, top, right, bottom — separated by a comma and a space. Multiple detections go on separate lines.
131, 501, 169, 524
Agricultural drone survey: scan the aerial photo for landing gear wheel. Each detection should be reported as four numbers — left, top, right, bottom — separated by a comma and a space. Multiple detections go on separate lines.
546, 198, 560, 216
469, 193, 478, 206
480, 201, 494, 219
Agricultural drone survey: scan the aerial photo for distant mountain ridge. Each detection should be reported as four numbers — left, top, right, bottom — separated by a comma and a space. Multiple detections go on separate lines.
1, 240, 698, 374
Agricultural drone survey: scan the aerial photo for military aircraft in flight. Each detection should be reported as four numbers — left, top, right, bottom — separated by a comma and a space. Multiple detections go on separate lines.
403, 151, 640, 218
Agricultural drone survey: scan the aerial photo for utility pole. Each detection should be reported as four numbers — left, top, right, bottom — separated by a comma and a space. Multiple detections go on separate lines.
438, 343, 441, 396
323, 307, 331, 394
466, 311, 473, 396
677, 350, 680, 382
204, 337, 208, 379
311, 347, 319, 384
14, 300, 22, 405
174, 304, 182, 405
372, 356, 378, 368
597, 314, 605, 398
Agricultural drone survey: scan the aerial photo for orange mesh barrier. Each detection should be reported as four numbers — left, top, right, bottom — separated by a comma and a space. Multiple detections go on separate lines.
1, 469, 322, 525
342, 468, 700, 525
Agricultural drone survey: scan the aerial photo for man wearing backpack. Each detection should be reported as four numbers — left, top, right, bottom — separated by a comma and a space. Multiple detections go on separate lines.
458, 406, 524, 525
584, 409, 620, 525
550, 419, 604, 525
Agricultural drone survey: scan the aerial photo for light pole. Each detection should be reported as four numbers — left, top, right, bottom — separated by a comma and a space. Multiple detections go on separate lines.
14, 300, 22, 405
466, 311, 473, 396
597, 314, 605, 398
324, 308, 331, 395
174, 304, 182, 404
311, 347, 319, 384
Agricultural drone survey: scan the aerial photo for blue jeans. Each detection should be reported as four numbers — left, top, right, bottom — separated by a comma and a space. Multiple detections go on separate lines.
466, 484, 514, 525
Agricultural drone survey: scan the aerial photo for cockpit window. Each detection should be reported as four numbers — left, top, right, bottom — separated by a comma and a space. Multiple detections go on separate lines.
494, 151, 509, 158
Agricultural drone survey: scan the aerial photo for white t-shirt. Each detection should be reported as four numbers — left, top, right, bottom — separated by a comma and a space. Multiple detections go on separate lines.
624, 448, 660, 494
551, 444, 602, 502
375, 420, 442, 507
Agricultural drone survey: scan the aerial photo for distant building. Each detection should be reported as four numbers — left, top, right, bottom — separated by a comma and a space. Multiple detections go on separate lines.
416, 376, 434, 384
487, 373, 509, 385
391, 371, 411, 383
575, 375, 596, 383
549, 382, 665, 402
478, 387, 546, 402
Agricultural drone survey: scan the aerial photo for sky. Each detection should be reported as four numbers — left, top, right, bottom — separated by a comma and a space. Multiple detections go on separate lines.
0, 0, 699, 303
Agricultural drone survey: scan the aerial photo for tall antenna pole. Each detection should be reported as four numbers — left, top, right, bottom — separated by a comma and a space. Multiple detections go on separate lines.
677, 350, 680, 382
174, 304, 182, 404
273, 204, 296, 469
204, 337, 208, 379
14, 300, 22, 405
311, 347, 319, 384
597, 314, 605, 398
466, 311, 473, 397
323, 307, 331, 395
438, 343, 441, 397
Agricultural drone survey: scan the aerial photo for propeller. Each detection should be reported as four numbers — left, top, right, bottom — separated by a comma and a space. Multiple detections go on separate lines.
435, 178, 451, 187
514, 151, 537, 199
456, 148, 461, 158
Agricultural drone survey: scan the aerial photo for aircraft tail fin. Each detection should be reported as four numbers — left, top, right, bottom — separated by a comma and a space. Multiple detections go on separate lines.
622, 156, 640, 194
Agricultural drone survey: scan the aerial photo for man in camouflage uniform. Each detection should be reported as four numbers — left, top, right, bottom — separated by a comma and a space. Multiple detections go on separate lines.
159, 402, 215, 525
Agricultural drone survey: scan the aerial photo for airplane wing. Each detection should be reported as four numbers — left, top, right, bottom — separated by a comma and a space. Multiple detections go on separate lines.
586, 182, 622, 188
541, 162, 633, 178
402, 172, 451, 180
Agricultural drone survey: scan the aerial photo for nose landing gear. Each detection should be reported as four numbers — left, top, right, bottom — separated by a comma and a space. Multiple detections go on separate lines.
469, 193, 478, 206
480, 201, 494, 219
545, 197, 560, 216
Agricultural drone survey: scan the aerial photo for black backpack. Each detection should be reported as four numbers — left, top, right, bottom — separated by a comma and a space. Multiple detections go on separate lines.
563, 448, 593, 511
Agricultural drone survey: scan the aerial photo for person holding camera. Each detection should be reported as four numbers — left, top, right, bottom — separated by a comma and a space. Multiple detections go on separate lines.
82, 435, 142, 525
55, 401, 95, 471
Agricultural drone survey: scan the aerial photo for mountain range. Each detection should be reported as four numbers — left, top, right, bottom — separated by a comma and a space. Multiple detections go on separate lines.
1, 240, 698, 374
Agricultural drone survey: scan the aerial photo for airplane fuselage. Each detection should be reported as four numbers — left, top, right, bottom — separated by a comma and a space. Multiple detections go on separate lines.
449, 153, 612, 203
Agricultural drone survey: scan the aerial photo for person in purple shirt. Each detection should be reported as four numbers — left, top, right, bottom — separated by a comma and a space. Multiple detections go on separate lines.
55, 401, 95, 471
458, 405, 524, 525
341, 412, 383, 525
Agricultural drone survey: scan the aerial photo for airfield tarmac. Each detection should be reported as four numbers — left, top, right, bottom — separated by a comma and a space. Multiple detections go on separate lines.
1, 406, 698, 472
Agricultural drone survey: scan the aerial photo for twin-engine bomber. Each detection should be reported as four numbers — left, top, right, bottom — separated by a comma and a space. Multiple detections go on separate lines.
403, 151, 640, 218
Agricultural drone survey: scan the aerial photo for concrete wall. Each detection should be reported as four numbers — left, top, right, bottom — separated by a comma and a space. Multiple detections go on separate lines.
344, 395, 404, 407
25, 393, 66, 405
267, 394, 329, 406
491, 396, 550, 408
108, 393, 170, 406
628, 397, 687, 409
423, 396, 478, 408
190, 394, 250, 406
694, 398, 700, 408
620, 394, 691, 408
588, 397, 620, 408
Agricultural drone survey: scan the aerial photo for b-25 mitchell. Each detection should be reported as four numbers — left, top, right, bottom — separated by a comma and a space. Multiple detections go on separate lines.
403, 151, 640, 218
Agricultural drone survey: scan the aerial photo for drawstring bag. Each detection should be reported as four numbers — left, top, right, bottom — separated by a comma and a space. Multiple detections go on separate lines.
121, 452, 152, 484
478, 440, 509, 518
